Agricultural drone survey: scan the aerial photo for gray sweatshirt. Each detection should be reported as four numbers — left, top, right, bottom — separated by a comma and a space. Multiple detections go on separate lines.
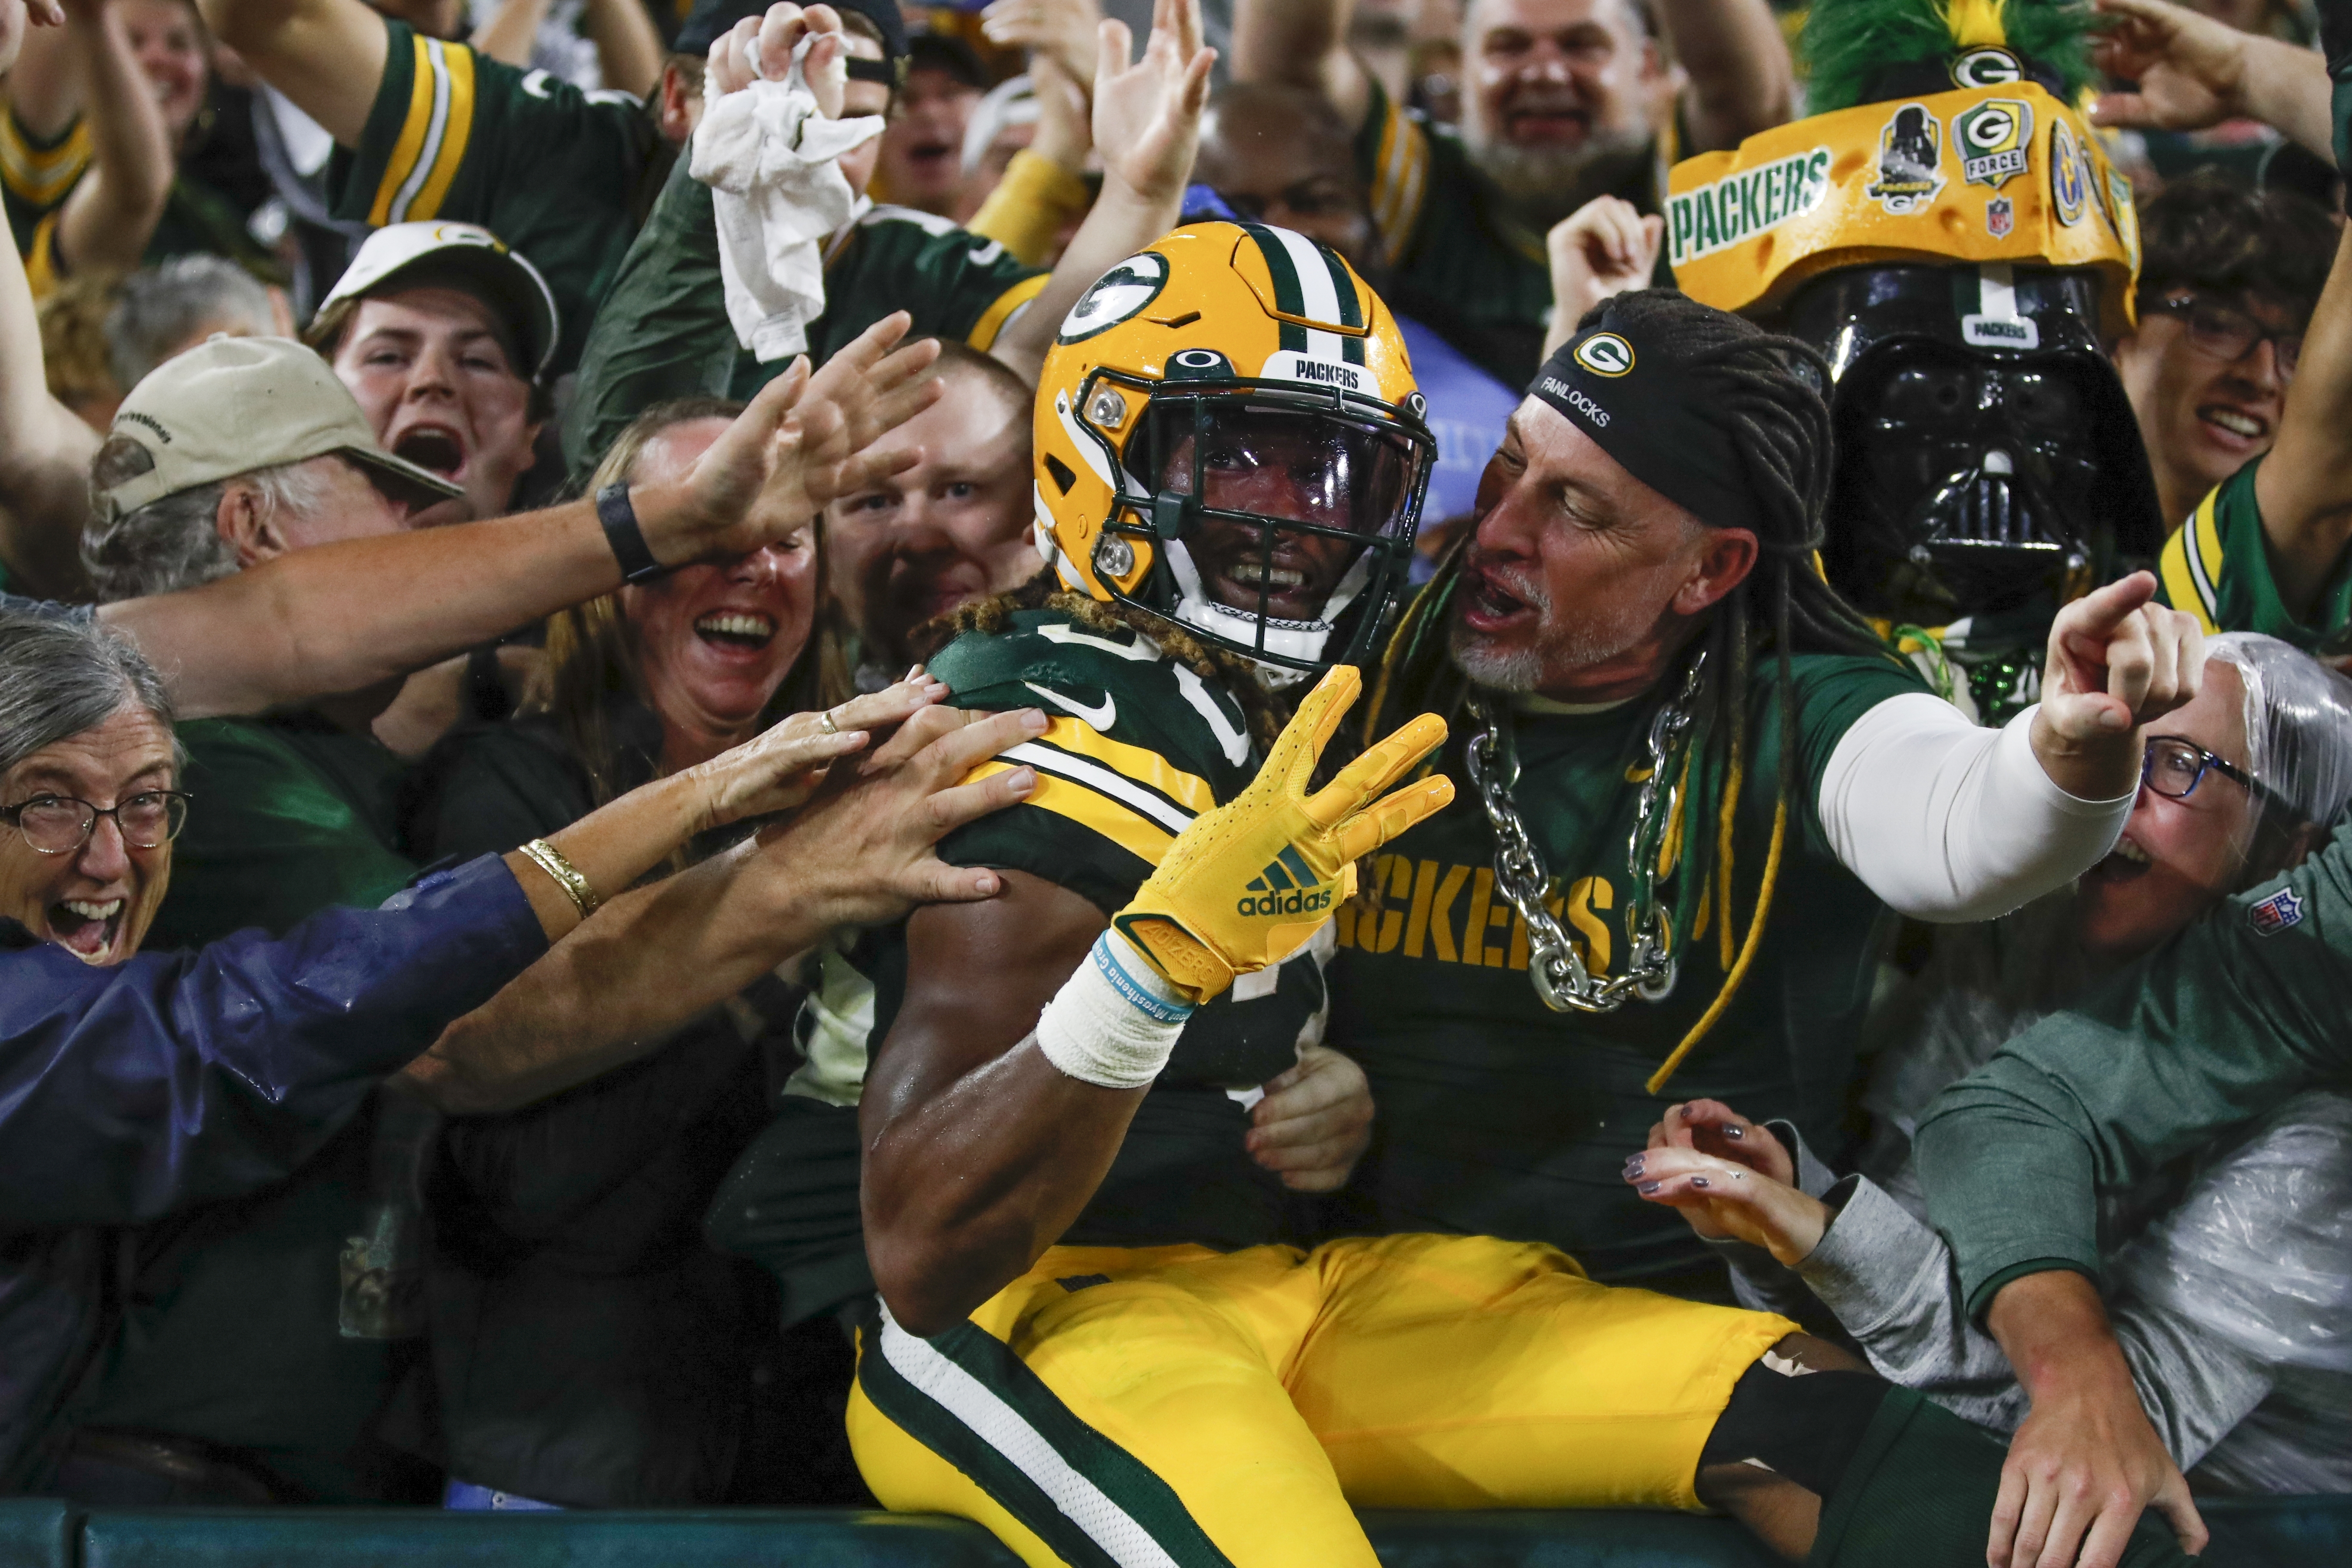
1716, 897, 2352, 1494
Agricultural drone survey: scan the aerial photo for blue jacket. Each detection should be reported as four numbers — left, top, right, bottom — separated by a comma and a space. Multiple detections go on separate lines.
0, 854, 546, 1488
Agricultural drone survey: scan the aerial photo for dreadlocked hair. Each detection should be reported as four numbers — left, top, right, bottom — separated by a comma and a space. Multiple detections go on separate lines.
1366, 289, 1898, 1095
916, 568, 1298, 759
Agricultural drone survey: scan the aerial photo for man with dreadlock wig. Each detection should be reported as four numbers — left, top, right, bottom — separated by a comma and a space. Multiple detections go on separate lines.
723, 224, 2205, 1568
1666, 0, 2165, 724
1326, 288, 2202, 1315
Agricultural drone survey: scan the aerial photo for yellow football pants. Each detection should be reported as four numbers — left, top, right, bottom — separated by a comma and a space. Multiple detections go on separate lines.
848, 1233, 1798, 1568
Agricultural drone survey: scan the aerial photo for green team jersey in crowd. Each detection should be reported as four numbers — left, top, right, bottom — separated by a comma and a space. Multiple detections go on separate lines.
709, 608, 1326, 1315
3, 106, 279, 291
1328, 650, 1928, 1294
1353, 78, 1663, 390
330, 19, 655, 376
1916, 830, 2352, 1322
145, 714, 416, 952
564, 157, 1046, 472
2156, 456, 2352, 651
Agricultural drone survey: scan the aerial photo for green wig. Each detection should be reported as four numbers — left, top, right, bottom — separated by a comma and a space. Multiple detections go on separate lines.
1802, 0, 2100, 115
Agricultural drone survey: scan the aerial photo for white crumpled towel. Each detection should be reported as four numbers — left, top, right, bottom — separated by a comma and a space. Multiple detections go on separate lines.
687, 40, 885, 362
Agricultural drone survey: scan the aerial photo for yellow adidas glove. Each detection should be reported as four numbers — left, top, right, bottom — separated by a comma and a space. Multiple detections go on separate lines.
1112, 666, 1455, 1004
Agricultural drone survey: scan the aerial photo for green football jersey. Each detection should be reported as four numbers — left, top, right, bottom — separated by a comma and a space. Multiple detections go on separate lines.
743, 608, 1327, 1261
2156, 456, 2352, 651
1354, 77, 1663, 389
1327, 651, 1927, 1292
2, 105, 84, 256
329, 19, 655, 376
6, 107, 279, 289
564, 157, 1046, 472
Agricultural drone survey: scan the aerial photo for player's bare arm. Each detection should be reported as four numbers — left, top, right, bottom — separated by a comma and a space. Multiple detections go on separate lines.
199, 0, 390, 145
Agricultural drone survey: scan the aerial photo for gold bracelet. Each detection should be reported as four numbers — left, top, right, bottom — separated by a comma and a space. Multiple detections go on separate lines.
519, 838, 601, 919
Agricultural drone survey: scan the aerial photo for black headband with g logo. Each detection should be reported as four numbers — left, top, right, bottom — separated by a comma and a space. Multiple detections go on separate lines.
1527, 309, 1770, 542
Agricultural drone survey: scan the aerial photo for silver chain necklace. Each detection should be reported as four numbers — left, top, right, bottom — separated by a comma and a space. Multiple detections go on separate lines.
1464, 653, 1705, 1014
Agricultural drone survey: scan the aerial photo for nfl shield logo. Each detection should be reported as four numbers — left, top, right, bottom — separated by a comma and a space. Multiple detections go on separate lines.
2249, 886, 2306, 935
1986, 197, 2015, 238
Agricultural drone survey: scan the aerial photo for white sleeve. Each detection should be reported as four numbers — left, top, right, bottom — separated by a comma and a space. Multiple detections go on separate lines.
1816, 693, 2132, 923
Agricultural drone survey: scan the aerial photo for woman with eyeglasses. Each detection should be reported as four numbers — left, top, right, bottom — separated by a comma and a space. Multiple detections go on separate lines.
1626, 633, 2352, 1495
0, 606, 1043, 1501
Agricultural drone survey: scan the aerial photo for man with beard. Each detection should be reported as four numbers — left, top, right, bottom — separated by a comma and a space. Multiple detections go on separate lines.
820, 227, 2200, 1568
1324, 288, 2205, 1311
1232, 0, 1793, 389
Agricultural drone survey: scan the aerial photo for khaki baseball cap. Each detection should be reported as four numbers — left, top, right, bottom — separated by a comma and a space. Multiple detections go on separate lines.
94, 335, 464, 524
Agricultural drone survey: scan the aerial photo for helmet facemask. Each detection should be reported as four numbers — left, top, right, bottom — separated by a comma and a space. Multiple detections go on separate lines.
1078, 364, 1433, 679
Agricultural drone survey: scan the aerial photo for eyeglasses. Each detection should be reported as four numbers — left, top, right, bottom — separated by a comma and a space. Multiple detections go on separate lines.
0, 790, 192, 855
2140, 735, 2267, 805
2136, 292, 2302, 381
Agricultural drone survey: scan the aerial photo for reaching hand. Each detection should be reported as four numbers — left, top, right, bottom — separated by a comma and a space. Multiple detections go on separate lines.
1646, 1099, 1796, 1183
2089, 0, 2249, 134
1247, 1042, 1375, 1191
982, 0, 1101, 95
1091, 0, 1216, 206
1114, 665, 1453, 1004
709, 1, 848, 116
673, 312, 943, 559
686, 671, 950, 828
1986, 1273, 2207, 1568
2032, 571, 2203, 798
756, 704, 1053, 929
1626, 1147, 1829, 1266
1543, 196, 1665, 359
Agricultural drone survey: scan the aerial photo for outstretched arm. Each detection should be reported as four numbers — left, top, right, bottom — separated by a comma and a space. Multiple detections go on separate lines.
198, 0, 390, 145
106, 316, 940, 717
2250, 221, 2352, 621
2090, 0, 2333, 162
988, 0, 1214, 382
0, 182, 100, 598
47, 0, 174, 277
407, 704, 1045, 1114
1229, 0, 1370, 131
1657, 0, 1793, 154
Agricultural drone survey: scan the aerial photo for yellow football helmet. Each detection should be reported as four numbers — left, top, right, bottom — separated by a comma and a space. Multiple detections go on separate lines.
1032, 222, 1436, 676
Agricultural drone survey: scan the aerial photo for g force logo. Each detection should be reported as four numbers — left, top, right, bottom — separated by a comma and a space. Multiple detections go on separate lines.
1665, 146, 1831, 266
1239, 849, 1335, 917
1956, 98, 2034, 190
1865, 104, 1944, 215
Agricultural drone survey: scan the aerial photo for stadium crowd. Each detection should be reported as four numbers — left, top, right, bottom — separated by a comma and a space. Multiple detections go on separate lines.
1, 0, 2349, 1564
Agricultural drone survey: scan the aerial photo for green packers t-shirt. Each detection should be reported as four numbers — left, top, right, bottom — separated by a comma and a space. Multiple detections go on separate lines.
2, 105, 85, 255
7, 106, 281, 291
1354, 77, 1663, 391
329, 19, 655, 375
147, 714, 416, 951
2156, 457, 2352, 651
564, 157, 1046, 473
1328, 651, 1927, 1291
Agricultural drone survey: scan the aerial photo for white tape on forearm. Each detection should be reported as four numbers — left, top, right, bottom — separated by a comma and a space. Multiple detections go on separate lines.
1034, 929, 1194, 1090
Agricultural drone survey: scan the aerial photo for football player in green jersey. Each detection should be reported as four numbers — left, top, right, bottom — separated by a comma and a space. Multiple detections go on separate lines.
1231, 0, 1795, 389
709, 223, 2199, 1568
564, 0, 1216, 473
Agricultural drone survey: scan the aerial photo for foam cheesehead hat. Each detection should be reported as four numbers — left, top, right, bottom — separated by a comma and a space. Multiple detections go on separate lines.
318, 221, 561, 383
1664, 0, 2162, 627
93, 335, 464, 525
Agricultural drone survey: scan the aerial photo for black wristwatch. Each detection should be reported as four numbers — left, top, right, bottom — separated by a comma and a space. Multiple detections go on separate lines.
597, 483, 668, 585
